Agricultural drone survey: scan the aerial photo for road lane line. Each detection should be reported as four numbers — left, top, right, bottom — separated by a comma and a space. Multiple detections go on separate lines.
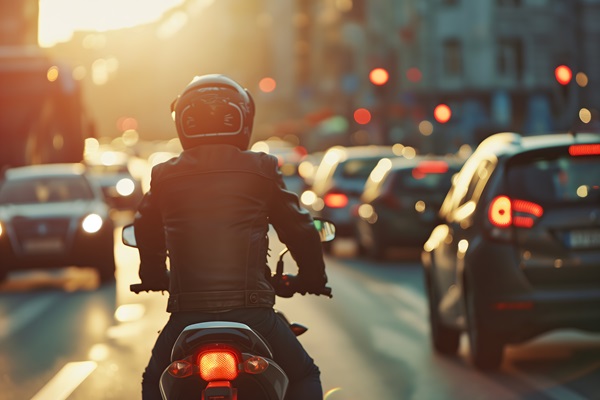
31, 361, 97, 400
0, 292, 62, 340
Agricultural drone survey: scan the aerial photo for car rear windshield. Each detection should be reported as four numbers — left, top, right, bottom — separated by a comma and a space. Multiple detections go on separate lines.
507, 152, 600, 204
0, 176, 95, 205
338, 157, 390, 180
392, 168, 458, 194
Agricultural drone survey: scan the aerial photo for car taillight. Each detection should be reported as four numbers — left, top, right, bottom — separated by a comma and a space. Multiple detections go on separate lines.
488, 195, 544, 229
568, 144, 600, 156
412, 160, 449, 179
324, 192, 348, 208
198, 349, 239, 382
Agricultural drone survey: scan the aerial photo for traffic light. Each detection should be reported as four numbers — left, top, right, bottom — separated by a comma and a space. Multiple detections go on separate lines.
433, 104, 451, 124
369, 68, 389, 86
354, 108, 372, 125
555, 65, 572, 86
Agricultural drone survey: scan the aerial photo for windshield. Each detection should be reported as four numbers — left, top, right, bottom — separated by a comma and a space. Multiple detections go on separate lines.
0, 176, 95, 205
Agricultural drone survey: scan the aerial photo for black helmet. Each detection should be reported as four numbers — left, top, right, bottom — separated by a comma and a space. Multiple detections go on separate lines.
171, 74, 255, 150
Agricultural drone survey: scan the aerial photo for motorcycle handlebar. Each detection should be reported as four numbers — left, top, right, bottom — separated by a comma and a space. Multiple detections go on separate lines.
130, 279, 332, 298
130, 283, 168, 293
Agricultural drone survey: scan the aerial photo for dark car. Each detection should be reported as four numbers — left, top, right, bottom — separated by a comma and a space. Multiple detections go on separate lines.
422, 132, 600, 370
84, 150, 144, 211
301, 145, 400, 242
0, 163, 116, 283
355, 155, 462, 260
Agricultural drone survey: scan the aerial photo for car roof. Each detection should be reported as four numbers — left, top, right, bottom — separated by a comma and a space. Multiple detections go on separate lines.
386, 155, 463, 170
476, 131, 600, 158
3, 163, 87, 180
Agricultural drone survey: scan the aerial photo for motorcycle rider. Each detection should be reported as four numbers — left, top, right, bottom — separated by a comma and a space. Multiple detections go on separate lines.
133, 74, 329, 399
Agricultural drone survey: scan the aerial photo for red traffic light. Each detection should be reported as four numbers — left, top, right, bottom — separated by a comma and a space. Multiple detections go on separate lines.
354, 108, 372, 125
369, 68, 389, 86
434, 104, 451, 124
555, 65, 572, 86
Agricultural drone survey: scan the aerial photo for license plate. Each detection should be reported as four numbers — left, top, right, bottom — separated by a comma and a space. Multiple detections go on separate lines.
569, 230, 600, 249
23, 237, 64, 254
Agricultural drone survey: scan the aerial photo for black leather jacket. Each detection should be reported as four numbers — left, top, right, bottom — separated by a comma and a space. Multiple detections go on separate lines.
133, 144, 327, 312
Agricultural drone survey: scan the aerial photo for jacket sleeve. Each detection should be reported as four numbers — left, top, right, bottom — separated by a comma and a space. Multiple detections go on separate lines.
268, 158, 327, 289
133, 166, 169, 287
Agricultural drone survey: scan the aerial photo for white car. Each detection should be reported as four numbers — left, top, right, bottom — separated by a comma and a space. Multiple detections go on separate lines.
0, 163, 116, 283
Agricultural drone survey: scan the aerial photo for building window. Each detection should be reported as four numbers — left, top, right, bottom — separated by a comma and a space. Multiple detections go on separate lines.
498, 38, 524, 80
443, 39, 463, 77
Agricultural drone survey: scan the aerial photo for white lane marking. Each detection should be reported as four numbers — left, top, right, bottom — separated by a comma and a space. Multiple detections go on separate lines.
393, 307, 429, 335
31, 361, 97, 400
0, 292, 62, 340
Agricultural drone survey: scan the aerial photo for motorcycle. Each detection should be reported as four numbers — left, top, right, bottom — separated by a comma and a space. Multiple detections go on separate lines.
121, 218, 335, 400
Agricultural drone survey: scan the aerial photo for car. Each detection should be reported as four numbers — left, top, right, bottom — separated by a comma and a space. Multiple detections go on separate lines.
355, 155, 462, 260
251, 139, 309, 196
84, 150, 144, 211
301, 145, 401, 244
0, 163, 116, 283
421, 131, 600, 370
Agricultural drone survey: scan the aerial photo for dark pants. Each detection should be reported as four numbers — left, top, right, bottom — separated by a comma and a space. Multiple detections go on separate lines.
141, 307, 322, 400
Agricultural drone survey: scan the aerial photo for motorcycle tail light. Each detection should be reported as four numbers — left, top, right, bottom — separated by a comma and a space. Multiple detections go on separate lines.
242, 356, 269, 374
168, 360, 194, 378
198, 349, 239, 382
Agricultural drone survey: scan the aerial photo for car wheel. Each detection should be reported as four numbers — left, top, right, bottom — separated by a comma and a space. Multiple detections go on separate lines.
465, 293, 504, 370
425, 271, 460, 355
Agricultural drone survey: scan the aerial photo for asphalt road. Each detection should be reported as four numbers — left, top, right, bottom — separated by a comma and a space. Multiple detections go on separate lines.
1, 230, 599, 400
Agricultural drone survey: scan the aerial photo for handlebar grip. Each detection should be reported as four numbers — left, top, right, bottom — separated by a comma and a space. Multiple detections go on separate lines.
310, 286, 332, 298
130, 283, 168, 293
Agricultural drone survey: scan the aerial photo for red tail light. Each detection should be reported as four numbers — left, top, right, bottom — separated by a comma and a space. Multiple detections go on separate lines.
568, 144, 600, 156
412, 160, 449, 179
488, 196, 544, 229
324, 192, 348, 208
198, 349, 239, 382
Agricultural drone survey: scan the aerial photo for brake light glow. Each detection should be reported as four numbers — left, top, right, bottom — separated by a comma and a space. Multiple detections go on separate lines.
488, 196, 544, 229
198, 349, 239, 381
488, 196, 512, 228
324, 192, 348, 208
568, 144, 600, 156
493, 301, 533, 311
412, 160, 449, 179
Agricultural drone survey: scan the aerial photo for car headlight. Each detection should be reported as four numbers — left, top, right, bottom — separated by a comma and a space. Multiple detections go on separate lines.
115, 178, 135, 196
0, 222, 3, 237
82, 213, 104, 233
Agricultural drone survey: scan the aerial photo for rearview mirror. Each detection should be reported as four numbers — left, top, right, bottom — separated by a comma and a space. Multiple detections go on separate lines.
314, 218, 336, 242
122, 224, 137, 247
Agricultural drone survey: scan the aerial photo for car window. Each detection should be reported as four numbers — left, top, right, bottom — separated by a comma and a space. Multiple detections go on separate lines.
336, 157, 386, 180
391, 168, 458, 195
0, 176, 95, 204
507, 154, 600, 204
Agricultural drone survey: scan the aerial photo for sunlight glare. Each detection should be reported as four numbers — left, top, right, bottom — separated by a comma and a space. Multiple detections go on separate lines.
39, 0, 186, 47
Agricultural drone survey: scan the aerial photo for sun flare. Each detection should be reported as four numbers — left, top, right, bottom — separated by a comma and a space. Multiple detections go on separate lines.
38, 0, 185, 47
